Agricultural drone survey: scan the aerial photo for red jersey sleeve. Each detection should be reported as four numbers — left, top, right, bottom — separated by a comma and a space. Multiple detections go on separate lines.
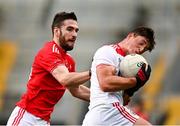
65, 54, 76, 72
40, 53, 64, 72
36, 43, 65, 73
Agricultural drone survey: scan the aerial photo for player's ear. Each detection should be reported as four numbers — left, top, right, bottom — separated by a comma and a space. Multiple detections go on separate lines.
54, 27, 60, 36
128, 33, 137, 38
127, 33, 134, 39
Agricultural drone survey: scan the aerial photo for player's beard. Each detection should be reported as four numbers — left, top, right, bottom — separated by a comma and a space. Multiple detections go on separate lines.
58, 32, 74, 51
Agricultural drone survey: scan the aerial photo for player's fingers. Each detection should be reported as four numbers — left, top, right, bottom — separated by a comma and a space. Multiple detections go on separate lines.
146, 65, 151, 78
147, 65, 151, 73
141, 63, 146, 72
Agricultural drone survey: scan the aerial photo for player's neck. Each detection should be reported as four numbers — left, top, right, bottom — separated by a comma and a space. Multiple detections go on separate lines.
53, 38, 60, 46
118, 40, 128, 55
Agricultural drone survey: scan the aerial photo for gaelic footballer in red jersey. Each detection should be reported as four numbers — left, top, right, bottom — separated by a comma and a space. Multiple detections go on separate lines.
7, 12, 90, 126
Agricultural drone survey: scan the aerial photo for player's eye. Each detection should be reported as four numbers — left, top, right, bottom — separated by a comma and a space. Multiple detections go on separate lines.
140, 42, 144, 46
139, 40, 146, 46
66, 27, 79, 33
75, 28, 79, 33
67, 27, 73, 32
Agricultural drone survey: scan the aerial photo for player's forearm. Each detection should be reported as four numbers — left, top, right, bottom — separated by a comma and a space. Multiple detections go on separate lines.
62, 71, 90, 87
52, 65, 90, 87
100, 76, 136, 92
97, 64, 136, 92
76, 85, 90, 101
68, 85, 90, 102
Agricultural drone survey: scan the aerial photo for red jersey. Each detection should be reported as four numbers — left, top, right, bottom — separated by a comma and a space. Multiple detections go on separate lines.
16, 41, 75, 122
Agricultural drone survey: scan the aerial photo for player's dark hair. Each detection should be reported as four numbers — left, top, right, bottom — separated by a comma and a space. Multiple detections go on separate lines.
51, 12, 77, 35
130, 26, 156, 52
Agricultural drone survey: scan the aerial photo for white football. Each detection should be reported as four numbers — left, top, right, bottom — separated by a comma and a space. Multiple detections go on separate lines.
119, 54, 148, 77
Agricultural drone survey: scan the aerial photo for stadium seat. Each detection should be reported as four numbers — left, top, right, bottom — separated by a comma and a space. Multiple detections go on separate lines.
0, 41, 17, 110
164, 96, 180, 125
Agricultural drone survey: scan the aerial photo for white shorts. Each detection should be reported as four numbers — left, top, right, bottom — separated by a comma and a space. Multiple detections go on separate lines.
82, 102, 139, 126
7, 106, 50, 126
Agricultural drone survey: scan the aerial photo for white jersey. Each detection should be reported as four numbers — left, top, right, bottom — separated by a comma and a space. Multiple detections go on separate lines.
89, 44, 125, 109
83, 44, 139, 126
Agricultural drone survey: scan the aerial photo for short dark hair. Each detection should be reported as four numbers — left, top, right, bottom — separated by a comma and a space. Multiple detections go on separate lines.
51, 12, 77, 35
130, 26, 156, 52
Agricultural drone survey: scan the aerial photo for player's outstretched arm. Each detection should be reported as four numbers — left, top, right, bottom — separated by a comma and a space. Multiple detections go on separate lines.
52, 65, 90, 87
68, 85, 90, 102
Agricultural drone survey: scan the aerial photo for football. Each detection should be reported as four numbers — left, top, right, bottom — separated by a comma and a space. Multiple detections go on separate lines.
119, 54, 148, 77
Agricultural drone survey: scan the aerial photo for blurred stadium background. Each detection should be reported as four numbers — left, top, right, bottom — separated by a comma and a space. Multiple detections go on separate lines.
0, 0, 180, 125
